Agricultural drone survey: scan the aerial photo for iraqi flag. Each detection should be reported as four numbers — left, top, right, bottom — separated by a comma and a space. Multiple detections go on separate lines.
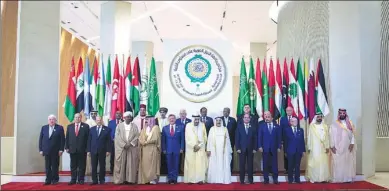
75, 57, 84, 113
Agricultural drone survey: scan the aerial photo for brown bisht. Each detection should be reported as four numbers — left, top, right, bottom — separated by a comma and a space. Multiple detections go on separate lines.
138, 125, 161, 184
113, 122, 140, 184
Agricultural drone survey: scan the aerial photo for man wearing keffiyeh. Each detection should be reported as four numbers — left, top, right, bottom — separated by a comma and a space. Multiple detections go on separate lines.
329, 108, 357, 183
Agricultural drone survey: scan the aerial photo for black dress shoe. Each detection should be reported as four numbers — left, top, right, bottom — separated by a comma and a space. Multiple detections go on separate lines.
240, 182, 245, 184
288, 181, 293, 184
78, 180, 84, 185
295, 181, 301, 184
274, 181, 280, 185
43, 182, 51, 185
51, 181, 58, 185
100, 181, 105, 185
68, 181, 76, 185
90, 182, 98, 185
264, 181, 269, 185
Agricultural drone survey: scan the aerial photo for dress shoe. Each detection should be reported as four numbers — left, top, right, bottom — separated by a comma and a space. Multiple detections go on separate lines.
249, 182, 254, 184
274, 181, 280, 185
68, 181, 76, 185
78, 180, 84, 185
264, 181, 269, 185
90, 182, 98, 185
240, 182, 245, 185
43, 182, 51, 185
51, 181, 58, 185
295, 181, 301, 184
100, 181, 105, 184
288, 181, 293, 184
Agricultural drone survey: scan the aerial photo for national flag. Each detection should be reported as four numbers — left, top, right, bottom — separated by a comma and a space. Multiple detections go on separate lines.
315, 59, 330, 116
110, 56, 120, 120
262, 58, 269, 112
96, 56, 105, 116
64, 57, 77, 122
125, 56, 133, 112
104, 56, 112, 117
236, 57, 249, 116
288, 58, 298, 117
248, 57, 257, 115
90, 57, 98, 111
75, 57, 84, 113
147, 57, 160, 116
131, 56, 141, 117
268, 58, 275, 116
141, 57, 149, 107
296, 59, 305, 120
308, 58, 316, 123
255, 58, 263, 118
83, 57, 91, 118
274, 58, 282, 119
281, 58, 289, 117
118, 55, 126, 113
304, 58, 309, 120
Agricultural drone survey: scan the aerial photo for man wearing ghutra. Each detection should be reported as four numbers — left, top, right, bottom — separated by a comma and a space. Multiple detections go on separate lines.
206, 117, 232, 184
330, 108, 357, 183
155, 107, 169, 175
138, 116, 161, 184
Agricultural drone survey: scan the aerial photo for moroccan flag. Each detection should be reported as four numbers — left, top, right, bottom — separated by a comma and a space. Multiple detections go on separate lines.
304, 58, 309, 120
64, 57, 77, 122
236, 57, 249, 116
268, 59, 275, 116
288, 58, 298, 117
104, 56, 112, 117
118, 55, 126, 113
83, 57, 91, 118
281, 58, 289, 117
315, 59, 330, 116
90, 57, 98, 111
262, 58, 269, 112
110, 56, 120, 120
75, 57, 84, 113
274, 58, 282, 119
255, 58, 263, 118
308, 58, 316, 123
147, 57, 160, 116
96, 56, 105, 116
248, 57, 257, 115
125, 56, 133, 112
131, 56, 141, 117
296, 59, 305, 120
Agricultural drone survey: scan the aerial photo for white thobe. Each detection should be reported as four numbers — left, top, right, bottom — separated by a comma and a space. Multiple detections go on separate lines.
85, 119, 97, 127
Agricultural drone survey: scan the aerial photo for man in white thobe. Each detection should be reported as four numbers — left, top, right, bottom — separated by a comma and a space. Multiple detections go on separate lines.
330, 108, 357, 183
133, 104, 147, 132
306, 113, 331, 183
184, 114, 208, 184
85, 110, 98, 127
206, 117, 232, 184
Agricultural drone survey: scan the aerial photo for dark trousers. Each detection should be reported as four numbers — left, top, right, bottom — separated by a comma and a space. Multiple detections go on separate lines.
284, 154, 288, 171
44, 152, 59, 183
287, 153, 302, 182
91, 152, 106, 183
70, 152, 87, 182
110, 141, 115, 173
238, 150, 253, 183
263, 151, 278, 182
179, 152, 184, 174
166, 153, 180, 181
231, 155, 234, 173
160, 152, 168, 175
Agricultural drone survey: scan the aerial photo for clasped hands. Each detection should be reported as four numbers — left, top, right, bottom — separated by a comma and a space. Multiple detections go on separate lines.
257, 148, 281, 153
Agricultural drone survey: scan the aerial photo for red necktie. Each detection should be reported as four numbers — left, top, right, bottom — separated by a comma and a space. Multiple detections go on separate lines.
170, 125, 174, 136
141, 118, 144, 130
116, 120, 119, 125
75, 124, 79, 136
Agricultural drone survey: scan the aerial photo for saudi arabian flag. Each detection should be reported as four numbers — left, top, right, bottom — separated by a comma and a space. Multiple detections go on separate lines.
248, 57, 257, 115
96, 57, 106, 116
147, 57, 160, 116
236, 57, 249, 116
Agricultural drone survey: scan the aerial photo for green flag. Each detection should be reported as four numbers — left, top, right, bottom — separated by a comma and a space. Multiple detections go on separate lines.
248, 57, 257, 115
147, 57, 160, 116
96, 57, 105, 116
262, 61, 269, 111
236, 57, 249, 116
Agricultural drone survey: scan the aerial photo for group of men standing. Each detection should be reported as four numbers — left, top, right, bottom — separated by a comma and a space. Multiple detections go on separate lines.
38, 103, 357, 185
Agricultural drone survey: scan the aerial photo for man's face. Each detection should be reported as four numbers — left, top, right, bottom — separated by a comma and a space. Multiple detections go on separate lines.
169, 115, 176, 125
243, 105, 250, 114
140, 108, 146, 116
290, 118, 298, 126
339, 111, 347, 120
264, 112, 272, 122
316, 115, 323, 123
124, 115, 133, 124
216, 118, 222, 127
96, 117, 102, 126
223, 108, 230, 117
160, 110, 167, 118
74, 114, 81, 123
48, 117, 56, 126
286, 107, 293, 116
91, 112, 97, 120
243, 114, 250, 124
200, 108, 207, 116
179, 110, 187, 119
115, 111, 122, 120
194, 118, 200, 126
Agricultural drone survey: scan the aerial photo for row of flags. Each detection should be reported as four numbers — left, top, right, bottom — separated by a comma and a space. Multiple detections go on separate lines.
63, 55, 160, 122
237, 57, 330, 124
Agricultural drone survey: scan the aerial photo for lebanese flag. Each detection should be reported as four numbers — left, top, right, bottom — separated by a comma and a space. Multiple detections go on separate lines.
288, 58, 298, 117
125, 56, 133, 112
118, 55, 126, 113
308, 58, 316, 123
75, 57, 84, 113
274, 58, 282, 119
64, 57, 77, 122
268, 59, 275, 116
255, 58, 263, 118
131, 56, 141, 117
296, 59, 305, 120
281, 58, 289, 117
110, 56, 120, 120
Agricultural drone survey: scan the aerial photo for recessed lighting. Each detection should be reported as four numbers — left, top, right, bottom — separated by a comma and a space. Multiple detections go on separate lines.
186, 24, 190, 27
232, 21, 236, 24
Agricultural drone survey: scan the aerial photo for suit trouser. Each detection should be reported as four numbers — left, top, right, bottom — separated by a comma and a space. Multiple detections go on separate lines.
160, 152, 168, 175
91, 152, 107, 183
239, 150, 254, 183
166, 153, 180, 181
287, 153, 302, 182
70, 152, 87, 182
283, 143, 288, 171
263, 151, 278, 182
44, 152, 59, 183
110, 141, 115, 173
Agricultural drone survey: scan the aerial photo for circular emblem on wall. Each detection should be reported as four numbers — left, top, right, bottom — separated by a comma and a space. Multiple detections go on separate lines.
169, 45, 227, 103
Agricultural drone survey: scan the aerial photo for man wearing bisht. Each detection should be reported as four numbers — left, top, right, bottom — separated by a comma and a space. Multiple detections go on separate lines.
330, 108, 357, 183
113, 111, 140, 184
138, 116, 161, 184
306, 113, 331, 183
206, 117, 232, 184
184, 114, 208, 184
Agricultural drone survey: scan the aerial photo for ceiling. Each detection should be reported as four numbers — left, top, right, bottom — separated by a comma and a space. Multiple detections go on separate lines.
60, 1, 277, 58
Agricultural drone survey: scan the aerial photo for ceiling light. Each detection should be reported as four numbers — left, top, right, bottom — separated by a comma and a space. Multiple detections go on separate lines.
232, 21, 236, 24
186, 24, 190, 27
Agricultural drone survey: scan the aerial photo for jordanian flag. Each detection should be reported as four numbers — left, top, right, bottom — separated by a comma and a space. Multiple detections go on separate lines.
96, 56, 105, 116
131, 56, 141, 117
64, 57, 76, 122
248, 57, 257, 115
296, 59, 305, 120
236, 57, 249, 116
147, 57, 160, 116
316, 59, 329, 116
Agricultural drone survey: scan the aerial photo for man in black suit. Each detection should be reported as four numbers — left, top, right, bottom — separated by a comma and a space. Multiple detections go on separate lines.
237, 104, 259, 128
87, 116, 112, 185
65, 113, 90, 185
39, 114, 65, 185
200, 107, 214, 135
220, 107, 237, 172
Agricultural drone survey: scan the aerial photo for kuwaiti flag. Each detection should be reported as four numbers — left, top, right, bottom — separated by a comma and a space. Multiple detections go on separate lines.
255, 58, 263, 118
125, 56, 133, 112
315, 59, 329, 116
83, 57, 91, 118
96, 56, 106, 116
75, 57, 84, 113
90, 57, 98, 111
288, 58, 298, 117
110, 56, 120, 120
104, 56, 112, 117
274, 58, 282, 119
296, 58, 305, 120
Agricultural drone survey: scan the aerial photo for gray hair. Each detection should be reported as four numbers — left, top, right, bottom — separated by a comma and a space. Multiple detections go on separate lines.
48, 114, 57, 120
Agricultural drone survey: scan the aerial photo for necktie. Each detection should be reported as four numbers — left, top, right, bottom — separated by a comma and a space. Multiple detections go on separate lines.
203, 117, 206, 122
294, 127, 297, 137
182, 119, 184, 125
268, 123, 272, 134
170, 125, 174, 136
75, 124, 79, 136
245, 124, 248, 134
49, 126, 53, 137
141, 118, 144, 130
97, 126, 100, 136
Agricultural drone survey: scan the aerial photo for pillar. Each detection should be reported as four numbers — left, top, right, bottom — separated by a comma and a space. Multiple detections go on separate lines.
14, 1, 60, 175
328, 1, 381, 178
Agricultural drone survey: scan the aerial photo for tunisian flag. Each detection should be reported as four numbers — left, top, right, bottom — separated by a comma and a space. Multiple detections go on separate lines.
118, 55, 126, 114
110, 56, 120, 120
268, 59, 275, 116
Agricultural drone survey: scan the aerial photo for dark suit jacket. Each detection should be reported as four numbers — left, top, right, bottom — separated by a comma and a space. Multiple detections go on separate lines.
284, 126, 306, 154
39, 124, 65, 156
175, 118, 192, 128
65, 122, 90, 153
161, 124, 185, 154
237, 114, 259, 130
201, 116, 214, 135
258, 122, 282, 153
235, 123, 257, 153
220, 116, 237, 148
87, 126, 112, 154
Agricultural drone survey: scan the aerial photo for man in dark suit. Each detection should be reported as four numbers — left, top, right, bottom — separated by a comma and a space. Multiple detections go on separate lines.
87, 116, 112, 185
39, 114, 65, 185
284, 117, 305, 184
161, 114, 184, 184
235, 114, 257, 184
65, 113, 90, 185
107, 111, 123, 174
176, 109, 192, 174
279, 106, 295, 173
200, 107, 214, 135
220, 107, 237, 173
237, 104, 259, 128
258, 111, 282, 184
